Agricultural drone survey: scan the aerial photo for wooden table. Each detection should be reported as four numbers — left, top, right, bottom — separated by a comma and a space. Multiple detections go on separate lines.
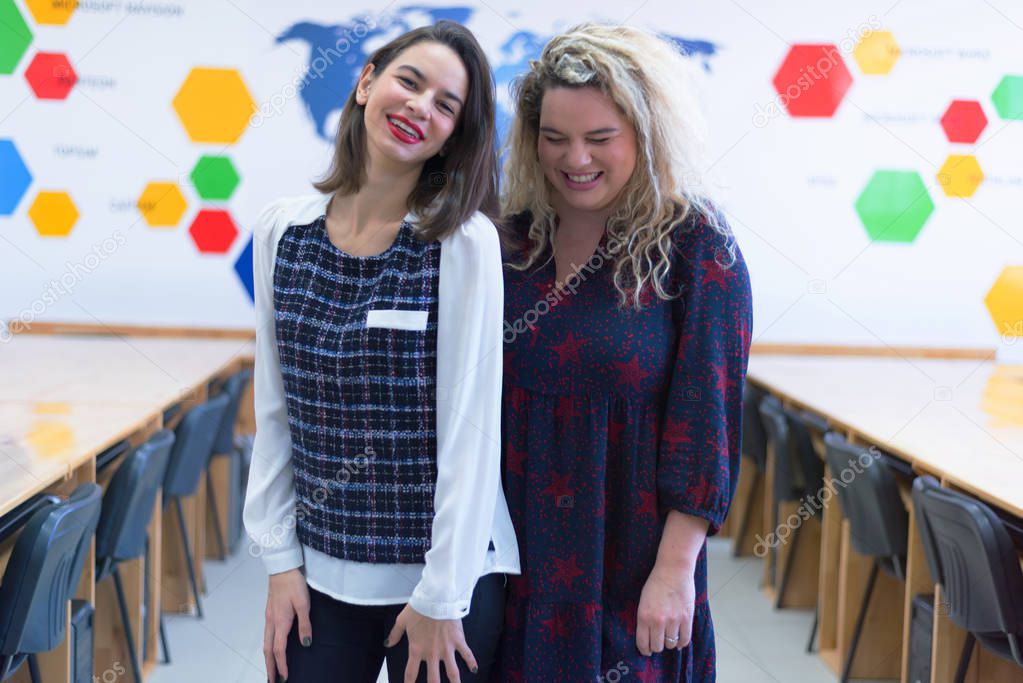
743, 355, 1023, 683
0, 334, 254, 682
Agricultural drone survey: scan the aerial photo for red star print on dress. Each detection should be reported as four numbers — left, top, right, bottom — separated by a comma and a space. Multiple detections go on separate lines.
498, 210, 753, 682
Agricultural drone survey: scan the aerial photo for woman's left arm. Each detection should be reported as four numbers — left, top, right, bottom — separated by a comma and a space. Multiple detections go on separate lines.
637, 220, 753, 657
386, 214, 506, 680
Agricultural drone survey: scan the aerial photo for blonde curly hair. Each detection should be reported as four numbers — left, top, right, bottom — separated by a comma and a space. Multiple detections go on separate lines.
502, 23, 735, 308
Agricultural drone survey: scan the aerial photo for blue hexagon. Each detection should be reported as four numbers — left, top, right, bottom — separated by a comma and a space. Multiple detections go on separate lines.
234, 235, 254, 303
0, 139, 33, 215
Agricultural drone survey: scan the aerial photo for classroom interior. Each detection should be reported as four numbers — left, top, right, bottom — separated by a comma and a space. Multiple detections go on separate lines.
1, 1, 1023, 682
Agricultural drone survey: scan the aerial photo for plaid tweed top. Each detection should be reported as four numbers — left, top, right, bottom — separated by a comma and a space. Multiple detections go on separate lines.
273, 214, 440, 564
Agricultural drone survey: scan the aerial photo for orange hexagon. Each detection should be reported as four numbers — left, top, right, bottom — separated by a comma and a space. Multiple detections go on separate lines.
137, 181, 187, 227
172, 68, 255, 144
936, 154, 984, 198
853, 30, 900, 75
25, 0, 77, 25
985, 266, 1023, 341
28, 190, 78, 237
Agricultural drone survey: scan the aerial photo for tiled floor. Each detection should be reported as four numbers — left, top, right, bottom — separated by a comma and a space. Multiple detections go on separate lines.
147, 538, 893, 683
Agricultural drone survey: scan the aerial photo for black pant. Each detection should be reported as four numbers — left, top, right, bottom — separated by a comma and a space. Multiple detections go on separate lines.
283, 573, 505, 683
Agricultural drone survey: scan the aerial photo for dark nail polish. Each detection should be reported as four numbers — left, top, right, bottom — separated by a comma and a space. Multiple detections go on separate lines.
383, 637, 390, 647
302, 636, 311, 647
471, 666, 479, 674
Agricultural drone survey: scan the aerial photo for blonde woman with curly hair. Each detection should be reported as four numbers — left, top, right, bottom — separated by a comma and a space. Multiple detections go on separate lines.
497, 24, 752, 682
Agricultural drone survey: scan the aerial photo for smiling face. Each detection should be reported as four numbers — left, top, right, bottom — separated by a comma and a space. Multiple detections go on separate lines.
537, 85, 639, 215
355, 40, 469, 172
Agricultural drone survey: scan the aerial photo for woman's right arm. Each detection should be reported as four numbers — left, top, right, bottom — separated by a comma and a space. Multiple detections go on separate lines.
242, 200, 311, 681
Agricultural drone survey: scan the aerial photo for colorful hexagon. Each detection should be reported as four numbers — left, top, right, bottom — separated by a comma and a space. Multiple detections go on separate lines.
0, 139, 33, 215
854, 171, 934, 243
991, 75, 1023, 120
137, 182, 187, 227
190, 155, 240, 201
940, 100, 987, 144
25, 0, 77, 25
984, 267, 1023, 341
0, 0, 33, 74
25, 52, 77, 100
852, 30, 900, 75
772, 44, 853, 118
172, 68, 255, 144
28, 191, 79, 237
937, 155, 984, 198
189, 209, 238, 254
234, 235, 254, 303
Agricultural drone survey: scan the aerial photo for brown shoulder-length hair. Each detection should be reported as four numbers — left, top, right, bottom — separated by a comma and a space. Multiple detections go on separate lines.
313, 21, 499, 242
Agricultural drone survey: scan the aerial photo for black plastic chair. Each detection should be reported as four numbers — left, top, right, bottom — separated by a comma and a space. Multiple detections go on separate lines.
0, 484, 102, 682
780, 407, 829, 649
734, 382, 768, 557
823, 431, 908, 683
162, 392, 230, 624
912, 476, 1023, 682
96, 430, 175, 683
758, 395, 802, 590
207, 369, 252, 560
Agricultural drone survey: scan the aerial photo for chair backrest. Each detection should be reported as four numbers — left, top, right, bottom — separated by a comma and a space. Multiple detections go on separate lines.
758, 395, 799, 502
741, 383, 768, 471
211, 369, 252, 455
0, 483, 102, 656
823, 432, 908, 563
96, 430, 175, 566
785, 407, 826, 500
912, 475, 1023, 641
164, 393, 231, 499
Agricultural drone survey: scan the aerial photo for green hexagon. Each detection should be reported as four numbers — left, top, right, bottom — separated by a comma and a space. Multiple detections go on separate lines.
0, 0, 33, 75
190, 155, 240, 201
992, 75, 1023, 120
854, 170, 934, 243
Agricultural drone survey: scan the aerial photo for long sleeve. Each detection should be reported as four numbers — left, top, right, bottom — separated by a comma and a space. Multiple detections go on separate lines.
408, 213, 508, 620
657, 215, 753, 536
242, 201, 305, 574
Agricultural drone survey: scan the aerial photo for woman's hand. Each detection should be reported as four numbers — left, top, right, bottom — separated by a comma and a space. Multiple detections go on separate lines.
263, 568, 312, 681
636, 560, 697, 656
386, 604, 478, 683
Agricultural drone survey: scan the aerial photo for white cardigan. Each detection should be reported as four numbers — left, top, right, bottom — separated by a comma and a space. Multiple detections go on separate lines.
242, 193, 520, 620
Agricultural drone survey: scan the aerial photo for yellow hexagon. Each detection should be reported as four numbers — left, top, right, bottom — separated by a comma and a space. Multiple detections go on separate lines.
936, 154, 984, 198
985, 266, 1023, 341
137, 182, 187, 227
172, 68, 255, 144
25, 0, 77, 25
853, 30, 901, 75
28, 191, 79, 237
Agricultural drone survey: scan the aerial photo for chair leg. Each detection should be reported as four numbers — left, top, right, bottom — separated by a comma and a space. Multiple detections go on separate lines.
160, 613, 171, 664
113, 566, 143, 683
775, 522, 802, 609
840, 561, 879, 683
806, 604, 819, 653
207, 469, 228, 561
732, 469, 760, 557
954, 633, 975, 683
174, 496, 204, 618
28, 654, 40, 683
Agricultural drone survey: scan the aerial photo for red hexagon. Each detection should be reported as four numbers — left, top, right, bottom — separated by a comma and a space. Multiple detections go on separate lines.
189, 209, 238, 254
940, 99, 987, 144
772, 44, 853, 118
25, 52, 77, 100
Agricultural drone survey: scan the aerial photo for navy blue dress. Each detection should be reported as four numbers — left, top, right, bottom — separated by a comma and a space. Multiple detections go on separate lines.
497, 211, 753, 682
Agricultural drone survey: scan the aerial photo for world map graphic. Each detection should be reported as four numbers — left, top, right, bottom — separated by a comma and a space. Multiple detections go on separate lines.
277, 6, 719, 144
